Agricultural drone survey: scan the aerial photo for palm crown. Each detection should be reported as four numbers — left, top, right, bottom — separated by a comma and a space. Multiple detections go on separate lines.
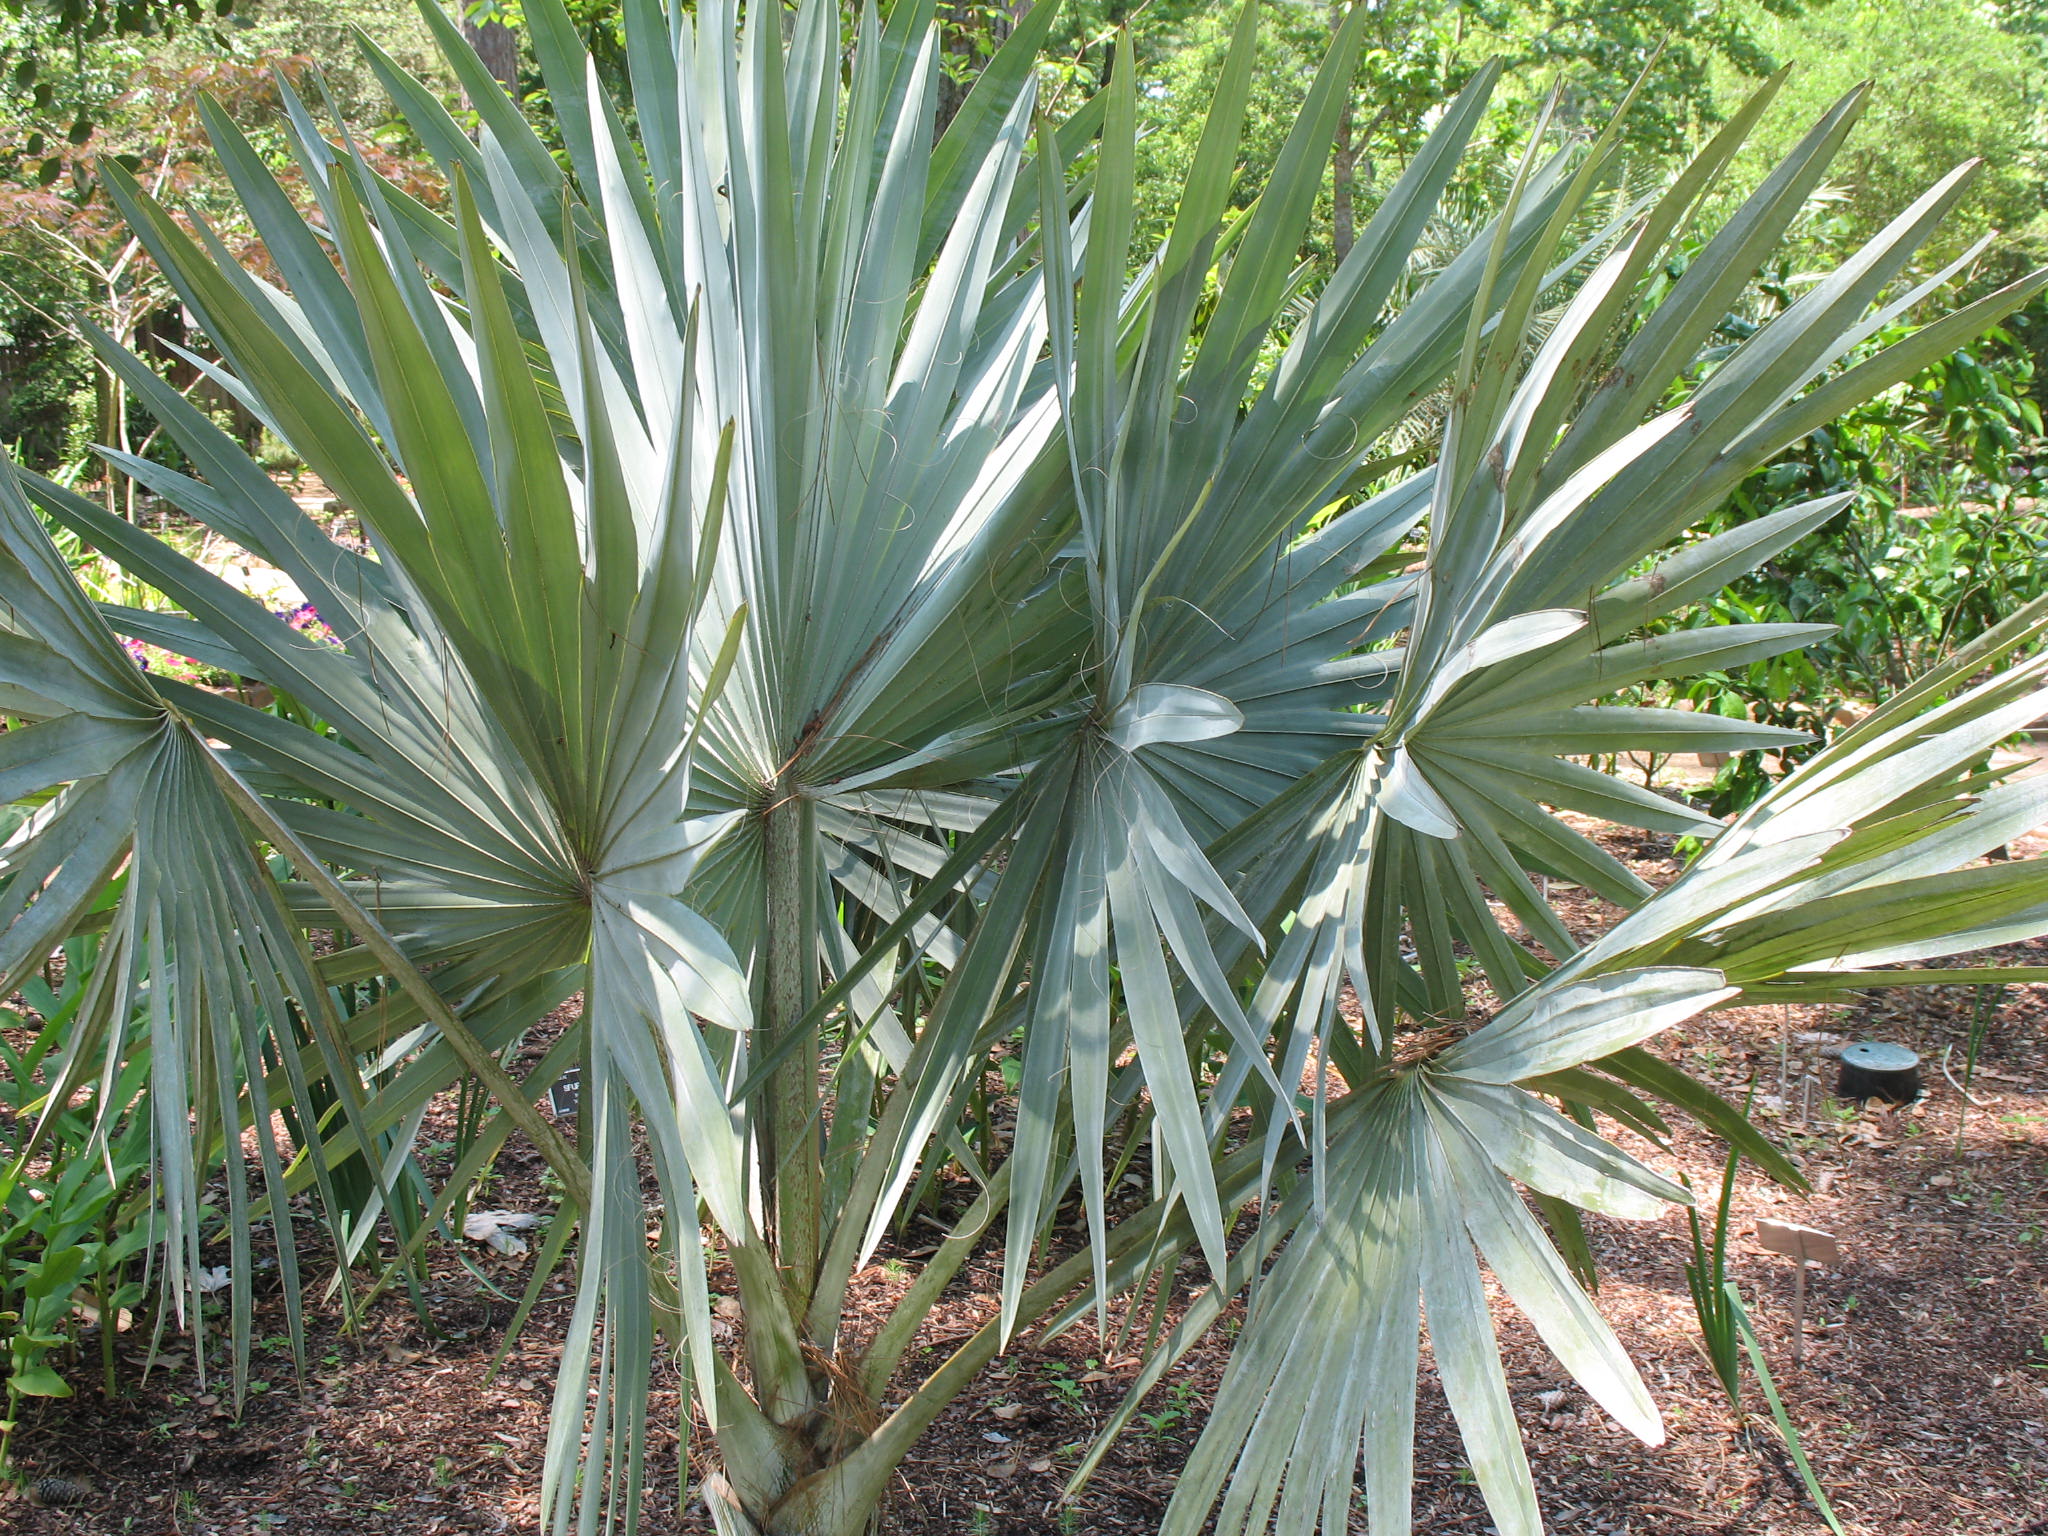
5, 2, 2048, 1533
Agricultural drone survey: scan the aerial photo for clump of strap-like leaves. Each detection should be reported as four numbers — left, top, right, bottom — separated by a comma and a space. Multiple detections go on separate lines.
5, 2, 2048, 1533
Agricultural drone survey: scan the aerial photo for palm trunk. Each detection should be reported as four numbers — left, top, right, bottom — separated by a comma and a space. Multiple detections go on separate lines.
761, 791, 823, 1314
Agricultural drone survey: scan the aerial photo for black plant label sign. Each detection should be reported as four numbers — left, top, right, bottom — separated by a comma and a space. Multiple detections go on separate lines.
548, 1065, 582, 1118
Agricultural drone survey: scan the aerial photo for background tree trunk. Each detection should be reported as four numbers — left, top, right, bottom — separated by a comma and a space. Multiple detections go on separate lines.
1329, 0, 1371, 265
457, 4, 520, 95
1332, 105, 1357, 265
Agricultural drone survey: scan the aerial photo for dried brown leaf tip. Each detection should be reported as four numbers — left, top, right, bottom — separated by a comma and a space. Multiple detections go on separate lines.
1392, 1023, 1468, 1069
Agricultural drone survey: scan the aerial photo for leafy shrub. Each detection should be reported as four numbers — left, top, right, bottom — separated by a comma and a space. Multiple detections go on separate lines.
0, 924, 154, 1470
1657, 306, 2048, 813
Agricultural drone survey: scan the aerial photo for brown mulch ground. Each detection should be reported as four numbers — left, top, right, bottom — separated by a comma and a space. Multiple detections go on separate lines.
5, 826, 2047, 1536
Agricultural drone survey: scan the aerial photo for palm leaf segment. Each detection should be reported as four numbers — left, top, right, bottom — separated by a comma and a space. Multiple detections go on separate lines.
2, 1, 2046, 1532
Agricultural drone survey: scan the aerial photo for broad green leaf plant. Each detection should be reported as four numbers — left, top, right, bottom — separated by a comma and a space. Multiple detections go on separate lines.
5, 2, 2048, 1532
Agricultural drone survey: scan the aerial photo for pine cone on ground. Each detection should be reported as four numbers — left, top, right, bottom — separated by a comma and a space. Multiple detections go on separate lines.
32, 1475, 89, 1507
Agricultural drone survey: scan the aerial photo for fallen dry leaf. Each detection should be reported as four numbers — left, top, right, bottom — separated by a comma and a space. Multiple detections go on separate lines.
463, 1209, 543, 1256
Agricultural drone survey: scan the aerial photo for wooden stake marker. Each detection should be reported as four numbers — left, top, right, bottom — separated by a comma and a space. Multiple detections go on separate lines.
1755, 1218, 1840, 1365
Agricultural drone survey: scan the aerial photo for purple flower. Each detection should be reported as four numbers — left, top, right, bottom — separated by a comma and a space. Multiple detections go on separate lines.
274, 601, 339, 646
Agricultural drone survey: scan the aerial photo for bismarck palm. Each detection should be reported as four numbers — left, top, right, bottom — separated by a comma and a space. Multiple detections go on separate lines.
3, 3, 2047, 1534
